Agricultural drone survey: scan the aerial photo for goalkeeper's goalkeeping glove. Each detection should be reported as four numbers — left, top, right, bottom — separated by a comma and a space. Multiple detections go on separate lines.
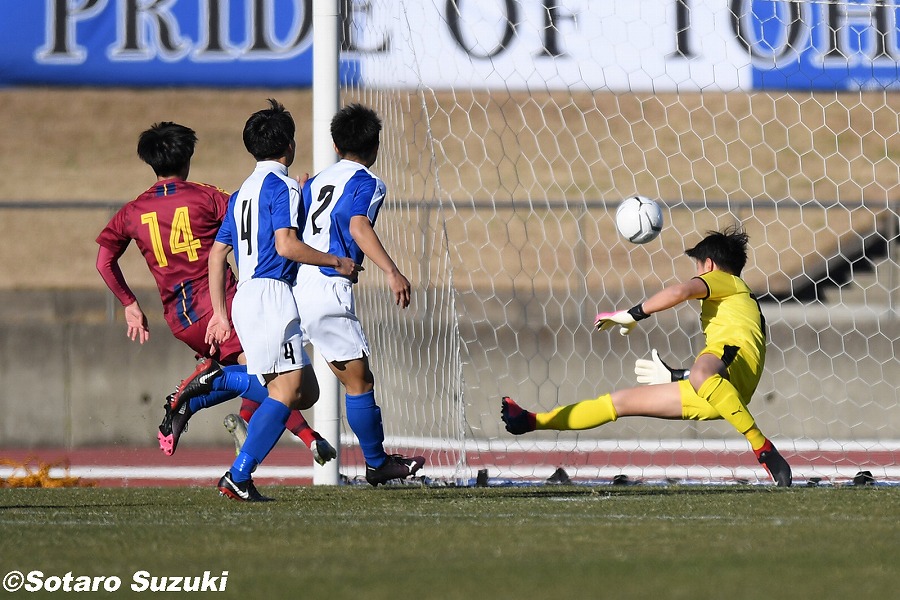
594, 304, 650, 336
634, 349, 691, 385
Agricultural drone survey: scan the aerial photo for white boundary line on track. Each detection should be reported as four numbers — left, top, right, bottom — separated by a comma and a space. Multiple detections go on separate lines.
3, 464, 899, 483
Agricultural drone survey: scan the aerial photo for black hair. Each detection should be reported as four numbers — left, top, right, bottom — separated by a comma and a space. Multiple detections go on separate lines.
137, 122, 197, 177
331, 103, 382, 164
684, 225, 750, 276
243, 99, 295, 161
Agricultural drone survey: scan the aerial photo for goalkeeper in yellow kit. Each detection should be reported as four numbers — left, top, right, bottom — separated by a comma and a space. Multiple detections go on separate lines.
501, 226, 792, 486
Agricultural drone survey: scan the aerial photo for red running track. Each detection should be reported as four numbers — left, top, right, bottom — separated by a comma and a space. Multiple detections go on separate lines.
1, 445, 898, 487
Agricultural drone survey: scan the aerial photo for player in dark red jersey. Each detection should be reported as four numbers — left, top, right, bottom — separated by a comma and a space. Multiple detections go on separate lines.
95, 122, 336, 464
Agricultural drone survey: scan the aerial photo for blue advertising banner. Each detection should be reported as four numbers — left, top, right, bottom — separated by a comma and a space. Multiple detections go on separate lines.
745, 0, 900, 90
0, 0, 332, 87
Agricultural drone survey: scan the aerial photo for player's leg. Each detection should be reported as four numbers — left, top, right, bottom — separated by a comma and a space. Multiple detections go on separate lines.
220, 351, 261, 455
238, 398, 258, 423
219, 376, 294, 502
690, 353, 766, 448
218, 281, 300, 501
330, 356, 381, 460
170, 325, 331, 464
282, 363, 336, 464
172, 360, 269, 410
502, 383, 682, 434
224, 366, 333, 463
228, 369, 298, 480
161, 316, 266, 455
158, 320, 215, 453
690, 353, 791, 486
327, 357, 424, 485
294, 268, 423, 484
160, 363, 269, 455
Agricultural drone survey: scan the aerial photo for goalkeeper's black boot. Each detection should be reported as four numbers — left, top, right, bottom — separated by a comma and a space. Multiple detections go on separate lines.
501, 396, 537, 435
755, 440, 792, 487
170, 358, 223, 411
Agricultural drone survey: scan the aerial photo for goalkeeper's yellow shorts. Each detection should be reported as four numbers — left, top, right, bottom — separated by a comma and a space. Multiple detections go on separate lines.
678, 340, 764, 421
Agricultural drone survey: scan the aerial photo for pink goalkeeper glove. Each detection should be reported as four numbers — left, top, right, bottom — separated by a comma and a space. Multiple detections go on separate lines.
594, 311, 638, 336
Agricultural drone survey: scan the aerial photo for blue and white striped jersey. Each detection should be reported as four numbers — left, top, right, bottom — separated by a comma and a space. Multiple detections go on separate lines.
217, 161, 302, 285
300, 159, 387, 279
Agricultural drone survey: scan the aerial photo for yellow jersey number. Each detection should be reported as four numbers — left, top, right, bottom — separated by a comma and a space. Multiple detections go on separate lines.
140, 208, 202, 267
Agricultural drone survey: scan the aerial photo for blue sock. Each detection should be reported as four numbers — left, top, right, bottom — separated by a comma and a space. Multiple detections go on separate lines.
346, 390, 388, 468
212, 365, 268, 402
189, 390, 234, 413
231, 398, 290, 482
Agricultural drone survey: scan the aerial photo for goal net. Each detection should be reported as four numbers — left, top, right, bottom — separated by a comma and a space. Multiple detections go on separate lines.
339, 0, 900, 485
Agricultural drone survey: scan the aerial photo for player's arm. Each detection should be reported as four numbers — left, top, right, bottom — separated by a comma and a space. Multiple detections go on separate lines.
349, 215, 411, 308
206, 241, 233, 351
273, 228, 361, 278
595, 277, 708, 334
642, 278, 708, 314
96, 244, 149, 344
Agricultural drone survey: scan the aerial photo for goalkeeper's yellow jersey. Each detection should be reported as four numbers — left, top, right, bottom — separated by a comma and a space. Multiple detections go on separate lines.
679, 269, 768, 409
696, 270, 766, 360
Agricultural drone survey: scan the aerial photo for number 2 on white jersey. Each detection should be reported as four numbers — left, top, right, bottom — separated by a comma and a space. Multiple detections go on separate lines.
310, 185, 335, 235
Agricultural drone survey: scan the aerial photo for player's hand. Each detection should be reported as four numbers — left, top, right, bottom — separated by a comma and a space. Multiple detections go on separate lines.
205, 312, 232, 353
295, 172, 310, 187
635, 349, 690, 384
388, 271, 411, 309
123, 302, 150, 344
594, 310, 637, 336
334, 256, 364, 279
635, 349, 673, 385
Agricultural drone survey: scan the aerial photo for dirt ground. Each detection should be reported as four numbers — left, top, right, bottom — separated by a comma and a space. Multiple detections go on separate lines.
0, 88, 317, 201
5, 87, 899, 203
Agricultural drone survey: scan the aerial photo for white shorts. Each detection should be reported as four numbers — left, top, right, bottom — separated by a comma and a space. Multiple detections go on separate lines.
293, 265, 369, 363
232, 278, 310, 376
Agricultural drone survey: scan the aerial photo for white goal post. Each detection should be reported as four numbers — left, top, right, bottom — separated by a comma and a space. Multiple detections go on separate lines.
318, 0, 900, 485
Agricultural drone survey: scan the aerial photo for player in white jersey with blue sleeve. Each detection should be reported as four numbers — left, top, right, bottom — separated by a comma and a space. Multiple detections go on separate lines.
206, 99, 359, 501
295, 104, 425, 486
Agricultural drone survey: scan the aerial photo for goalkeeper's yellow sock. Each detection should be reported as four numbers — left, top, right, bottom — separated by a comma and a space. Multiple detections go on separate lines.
535, 394, 618, 431
744, 427, 768, 452
696, 375, 766, 450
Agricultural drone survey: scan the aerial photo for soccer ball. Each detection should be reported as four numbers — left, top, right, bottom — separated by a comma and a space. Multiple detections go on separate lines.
615, 195, 663, 244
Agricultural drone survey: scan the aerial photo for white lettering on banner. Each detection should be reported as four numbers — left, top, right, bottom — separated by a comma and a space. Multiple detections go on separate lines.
34, 0, 316, 65
820, 0, 899, 66
36, 0, 108, 64
109, 0, 191, 62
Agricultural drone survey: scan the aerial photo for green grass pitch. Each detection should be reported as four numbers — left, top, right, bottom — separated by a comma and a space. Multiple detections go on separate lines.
1, 485, 899, 599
